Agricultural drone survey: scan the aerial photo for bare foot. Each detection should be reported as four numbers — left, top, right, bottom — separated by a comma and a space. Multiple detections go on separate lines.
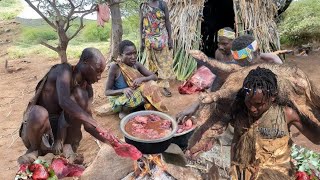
63, 144, 84, 164
17, 151, 38, 164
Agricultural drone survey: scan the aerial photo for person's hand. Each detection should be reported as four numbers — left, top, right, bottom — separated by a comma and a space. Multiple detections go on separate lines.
176, 103, 199, 123
123, 87, 134, 99
189, 50, 209, 62
133, 77, 144, 88
168, 38, 173, 50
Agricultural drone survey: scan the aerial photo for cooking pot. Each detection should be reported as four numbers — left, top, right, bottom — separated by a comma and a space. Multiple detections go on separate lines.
120, 110, 178, 154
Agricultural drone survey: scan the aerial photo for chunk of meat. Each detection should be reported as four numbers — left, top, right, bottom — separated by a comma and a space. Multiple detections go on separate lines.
97, 128, 142, 160
51, 157, 85, 179
134, 116, 149, 124
149, 114, 162, 121
176, 119, 194, 134
161, 120, 172, 129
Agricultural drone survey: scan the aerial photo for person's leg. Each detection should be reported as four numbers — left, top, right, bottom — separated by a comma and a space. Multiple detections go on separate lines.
18, 105, 51, 164
153, 47, 175, 97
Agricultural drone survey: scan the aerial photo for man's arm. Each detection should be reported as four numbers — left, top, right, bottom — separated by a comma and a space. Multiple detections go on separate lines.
260, 53, 283, 64
105, 63, 127, 96
285, 107, 320, 145
56, 64, 97, 127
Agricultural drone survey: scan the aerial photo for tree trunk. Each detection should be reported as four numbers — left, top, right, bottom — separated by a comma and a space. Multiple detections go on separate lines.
108, 0, 123, 62
58, 49, 68, 63
57, 19, 69, 63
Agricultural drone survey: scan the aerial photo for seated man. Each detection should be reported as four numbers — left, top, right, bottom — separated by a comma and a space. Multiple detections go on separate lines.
231, 34, 283, 66
215, 27, 235, 62
105, 40, 168, 119
18, 48, 109, 164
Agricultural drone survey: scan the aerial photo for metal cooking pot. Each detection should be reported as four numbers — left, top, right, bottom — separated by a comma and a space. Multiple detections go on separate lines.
120, 110, 178, 154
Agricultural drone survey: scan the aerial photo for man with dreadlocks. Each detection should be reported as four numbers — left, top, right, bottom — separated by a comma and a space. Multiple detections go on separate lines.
229, 67, 320, 179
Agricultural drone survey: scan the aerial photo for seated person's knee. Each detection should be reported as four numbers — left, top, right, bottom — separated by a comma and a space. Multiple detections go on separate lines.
28, 105, 49, 127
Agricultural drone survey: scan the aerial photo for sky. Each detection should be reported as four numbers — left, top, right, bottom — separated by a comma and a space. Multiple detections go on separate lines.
17, 0, 97, 20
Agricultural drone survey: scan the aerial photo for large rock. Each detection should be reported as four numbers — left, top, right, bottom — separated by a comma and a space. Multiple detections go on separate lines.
94, 103, 115, 116
81, 144, 134, 180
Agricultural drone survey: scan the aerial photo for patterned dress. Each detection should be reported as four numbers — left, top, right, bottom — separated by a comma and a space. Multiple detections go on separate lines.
141, 2, 175, 88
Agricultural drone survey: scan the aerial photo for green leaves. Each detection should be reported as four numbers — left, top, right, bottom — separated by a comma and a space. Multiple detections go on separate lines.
291, 144, 320, 176
279, 0, 320, 45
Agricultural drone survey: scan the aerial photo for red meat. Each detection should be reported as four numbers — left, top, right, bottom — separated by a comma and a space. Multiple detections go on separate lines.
134, 116, 149, 124
51, 157, 85, 179
161, 120, 172, 129
149, 114, 161, 121
97, 128, 142, 160
176, 119, 194, 134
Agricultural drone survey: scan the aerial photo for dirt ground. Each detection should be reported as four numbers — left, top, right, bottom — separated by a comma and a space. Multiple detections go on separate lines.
0, 20, 319, 179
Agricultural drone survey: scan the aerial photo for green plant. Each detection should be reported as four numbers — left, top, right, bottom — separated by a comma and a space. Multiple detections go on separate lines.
0, 0, 22, 20
291, 144, 320, 178
18, 26, 57, 44
81, 21, 111, 42
279, 0, 320, 45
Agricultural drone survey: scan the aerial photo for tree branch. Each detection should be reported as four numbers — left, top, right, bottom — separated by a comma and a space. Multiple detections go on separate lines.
40, 41, 58, 52
24, 0, 56, 29
109, 0, 125, 6
65, 0, 76, 31
69, 7, 96, 40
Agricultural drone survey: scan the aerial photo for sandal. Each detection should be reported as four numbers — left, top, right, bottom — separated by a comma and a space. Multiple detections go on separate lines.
161, 88, 172, 97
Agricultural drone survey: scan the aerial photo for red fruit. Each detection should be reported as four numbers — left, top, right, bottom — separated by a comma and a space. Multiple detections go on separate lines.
296, 171, 310, 180
29, 164, 49, 180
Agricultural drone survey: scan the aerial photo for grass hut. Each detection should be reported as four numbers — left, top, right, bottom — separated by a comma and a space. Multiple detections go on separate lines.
166, 0, 292, 80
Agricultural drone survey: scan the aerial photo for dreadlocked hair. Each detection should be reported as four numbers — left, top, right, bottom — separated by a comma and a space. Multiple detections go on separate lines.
231, 67, 278, 120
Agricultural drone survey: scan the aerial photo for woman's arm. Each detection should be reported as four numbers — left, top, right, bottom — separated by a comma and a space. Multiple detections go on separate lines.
285, 106, 320, 145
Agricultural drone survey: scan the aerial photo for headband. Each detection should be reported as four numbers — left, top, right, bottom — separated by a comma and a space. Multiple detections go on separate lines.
231, 40, 258, 61
217, 29, 235, 41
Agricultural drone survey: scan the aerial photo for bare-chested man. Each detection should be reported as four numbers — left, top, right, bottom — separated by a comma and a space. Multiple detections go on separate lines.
18, 48, 107, 164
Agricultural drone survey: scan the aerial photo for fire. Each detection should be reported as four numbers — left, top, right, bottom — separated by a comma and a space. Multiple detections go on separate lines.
132, 154, 167, 179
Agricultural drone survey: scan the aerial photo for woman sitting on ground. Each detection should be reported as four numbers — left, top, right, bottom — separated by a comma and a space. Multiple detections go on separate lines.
105, 40, 168, 119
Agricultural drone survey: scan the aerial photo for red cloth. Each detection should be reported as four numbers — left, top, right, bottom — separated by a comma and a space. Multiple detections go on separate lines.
97, 3, 110, 27
178, 66, 216, 94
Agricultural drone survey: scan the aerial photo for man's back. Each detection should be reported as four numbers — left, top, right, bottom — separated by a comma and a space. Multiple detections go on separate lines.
37, 63, 73, 114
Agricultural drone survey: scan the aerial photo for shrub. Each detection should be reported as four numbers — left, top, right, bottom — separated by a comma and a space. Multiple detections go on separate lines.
279, 0, 320, 45
18, 26, 57, 44
80, 21, 111, 42
0, 0, 22, 20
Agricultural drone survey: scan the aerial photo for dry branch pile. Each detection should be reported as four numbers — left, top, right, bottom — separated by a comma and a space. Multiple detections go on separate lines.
167, 0, 205, 80
233, 0, 280, 52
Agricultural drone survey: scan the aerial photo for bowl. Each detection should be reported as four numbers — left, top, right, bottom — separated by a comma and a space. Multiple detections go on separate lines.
120, 110, 178, 154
